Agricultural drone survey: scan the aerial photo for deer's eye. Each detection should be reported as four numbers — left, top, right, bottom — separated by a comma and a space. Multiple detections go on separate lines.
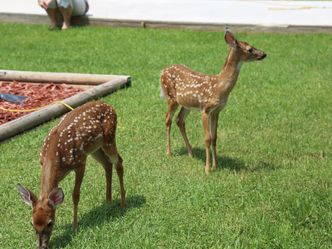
248, 48, 254, 53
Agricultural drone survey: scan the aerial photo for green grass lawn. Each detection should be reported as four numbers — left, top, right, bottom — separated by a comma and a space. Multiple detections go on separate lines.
0, 23, 331, 248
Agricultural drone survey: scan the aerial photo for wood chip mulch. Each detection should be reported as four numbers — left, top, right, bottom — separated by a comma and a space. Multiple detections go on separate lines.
0, 81, 84, 125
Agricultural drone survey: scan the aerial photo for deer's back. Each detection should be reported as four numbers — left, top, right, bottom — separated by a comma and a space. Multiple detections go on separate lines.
160, 64, 221, 109
40, 101, 117, 168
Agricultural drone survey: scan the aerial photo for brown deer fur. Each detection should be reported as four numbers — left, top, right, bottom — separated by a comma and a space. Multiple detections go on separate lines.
17, 100, 125, 249
160, 30, 266, 175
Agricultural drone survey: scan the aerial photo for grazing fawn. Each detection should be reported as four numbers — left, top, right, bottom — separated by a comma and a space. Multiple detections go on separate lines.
160, 29, 267, 175
17, 101, 125, 249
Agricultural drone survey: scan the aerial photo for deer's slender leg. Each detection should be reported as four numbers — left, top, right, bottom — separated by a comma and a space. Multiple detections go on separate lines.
166, 100, 179, 156
176, 107, 193, 157
210, 110, 220, 171
114, 154, 125, 208
202, 111, 211, 175
72, 162, 86, 231
92, 149, 113, 203
103, 144, 125, 208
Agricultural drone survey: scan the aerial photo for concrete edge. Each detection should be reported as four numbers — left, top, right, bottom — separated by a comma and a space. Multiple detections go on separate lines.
1, 12, 332, 33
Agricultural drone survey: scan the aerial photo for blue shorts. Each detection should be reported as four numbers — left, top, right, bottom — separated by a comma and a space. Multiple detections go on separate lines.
48, 0, 88, 16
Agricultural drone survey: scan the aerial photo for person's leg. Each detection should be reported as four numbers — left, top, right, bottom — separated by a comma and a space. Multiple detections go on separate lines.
46, 8, 58, 28
58, 6, 73, 29
54, 0, 73, 29
41, 0, 59, 28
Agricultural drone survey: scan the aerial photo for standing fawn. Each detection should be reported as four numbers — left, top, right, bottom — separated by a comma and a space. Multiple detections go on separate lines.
160, 29, 267, 175
17, 101, 125, 249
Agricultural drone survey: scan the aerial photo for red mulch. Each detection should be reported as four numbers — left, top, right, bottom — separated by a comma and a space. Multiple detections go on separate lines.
0, 81, 84, 125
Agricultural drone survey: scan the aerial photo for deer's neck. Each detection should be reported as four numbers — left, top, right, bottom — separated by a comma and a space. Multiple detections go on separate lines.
219, 48, 242, 93
39, 135, 64, 196
40, 158, 60, 196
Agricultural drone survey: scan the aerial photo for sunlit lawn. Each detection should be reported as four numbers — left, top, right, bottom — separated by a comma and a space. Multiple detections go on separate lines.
0, 23, 331, 248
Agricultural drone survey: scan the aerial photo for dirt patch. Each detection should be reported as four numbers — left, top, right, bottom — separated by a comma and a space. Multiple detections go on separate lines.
0, 81, 84, 125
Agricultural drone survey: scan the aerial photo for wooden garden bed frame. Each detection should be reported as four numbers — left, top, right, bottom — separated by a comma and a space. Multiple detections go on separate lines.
0, 70, 131, 142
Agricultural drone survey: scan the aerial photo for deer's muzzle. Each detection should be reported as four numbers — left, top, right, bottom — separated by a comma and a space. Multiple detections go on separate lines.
258, 53, 267, 60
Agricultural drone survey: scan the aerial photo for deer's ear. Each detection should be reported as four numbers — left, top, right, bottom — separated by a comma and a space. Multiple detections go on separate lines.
224, 29, 238, 48
17, 184, 37, 207
48, 188, 64, 208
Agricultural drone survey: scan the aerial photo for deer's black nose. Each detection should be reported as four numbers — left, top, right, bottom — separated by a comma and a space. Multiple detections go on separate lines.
259, 53, 267, 60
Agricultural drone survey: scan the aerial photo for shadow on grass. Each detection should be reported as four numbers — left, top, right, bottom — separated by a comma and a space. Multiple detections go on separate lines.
176, 147, 278, 172
51, 195, 146, 248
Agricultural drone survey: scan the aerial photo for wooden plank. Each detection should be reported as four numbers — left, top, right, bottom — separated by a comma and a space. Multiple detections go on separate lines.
0, 80, 91, 90
0, 70, 129, 85
0, 76, 131, 142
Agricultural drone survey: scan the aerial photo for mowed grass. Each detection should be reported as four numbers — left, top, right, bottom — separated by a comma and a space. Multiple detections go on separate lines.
0, 23, 331, 248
